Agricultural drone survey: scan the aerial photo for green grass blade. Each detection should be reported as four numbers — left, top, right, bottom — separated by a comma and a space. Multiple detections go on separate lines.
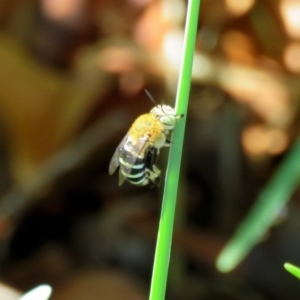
284, 263, 300, 280
216, 136, 300, 273
149, 1, 201, 299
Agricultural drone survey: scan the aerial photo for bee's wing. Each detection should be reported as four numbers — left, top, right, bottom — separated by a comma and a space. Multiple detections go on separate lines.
118, 169, 126, 186
108, 134, 129, 175
129, 136, 150, 161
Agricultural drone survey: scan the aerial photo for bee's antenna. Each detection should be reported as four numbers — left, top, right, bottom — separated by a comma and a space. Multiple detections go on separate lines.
144, 89, 156, 105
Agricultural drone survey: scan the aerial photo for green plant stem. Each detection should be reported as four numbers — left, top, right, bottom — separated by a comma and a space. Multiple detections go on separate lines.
149, 1, 200, 299
216, 136, 300, 273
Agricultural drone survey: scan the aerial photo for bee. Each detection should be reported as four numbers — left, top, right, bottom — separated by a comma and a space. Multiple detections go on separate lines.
108, 100, 183, 186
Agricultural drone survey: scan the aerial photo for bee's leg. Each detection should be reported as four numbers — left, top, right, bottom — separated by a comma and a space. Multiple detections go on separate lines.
152, 165, 161, 187
139, 178, 149, 186
145, 169, 155, 179
152, 164, 161, 174
145, 165, 161, 183
164, 139, 172, 147
151, 175, 161, 188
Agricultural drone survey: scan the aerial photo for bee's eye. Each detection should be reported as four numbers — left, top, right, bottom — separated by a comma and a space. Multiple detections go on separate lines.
160, 115, 176, 127
161, 105, 175, 115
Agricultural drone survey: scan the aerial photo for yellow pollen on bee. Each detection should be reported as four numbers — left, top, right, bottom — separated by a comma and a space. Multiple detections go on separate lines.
128, 114, 166, 147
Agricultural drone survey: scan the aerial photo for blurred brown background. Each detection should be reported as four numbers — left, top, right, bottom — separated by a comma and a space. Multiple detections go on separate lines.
0, 0, 300, 299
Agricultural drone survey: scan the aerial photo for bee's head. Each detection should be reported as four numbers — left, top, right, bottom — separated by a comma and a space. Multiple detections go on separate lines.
150, 105, 183, 130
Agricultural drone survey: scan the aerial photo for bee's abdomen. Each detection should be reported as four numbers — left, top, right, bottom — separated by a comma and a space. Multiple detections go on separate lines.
119, 149, 147, 185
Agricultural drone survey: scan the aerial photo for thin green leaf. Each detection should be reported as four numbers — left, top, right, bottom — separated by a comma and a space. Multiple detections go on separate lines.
216, 137, 300, 273
284, 263, 300, 280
